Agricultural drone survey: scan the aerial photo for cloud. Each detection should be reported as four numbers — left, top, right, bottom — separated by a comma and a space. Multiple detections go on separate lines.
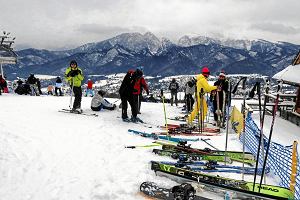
76, 24, 147, 36
1, 0, 300, 49
250, 23, 300, 35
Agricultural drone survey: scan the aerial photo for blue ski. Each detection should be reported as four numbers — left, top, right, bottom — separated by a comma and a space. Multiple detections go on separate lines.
128, 129, 199, 142
159, 161, 269, 175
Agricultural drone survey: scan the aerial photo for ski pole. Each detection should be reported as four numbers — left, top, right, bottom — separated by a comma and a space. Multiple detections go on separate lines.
161, 89, 169, 138
199, 88, 204, 134
224, 80, 232, 165
258, 84, 281, 192
69, 77, 75, 109
125, 144, 161, 149
240, 77, 247, 180
250, 82, 266, 191
200, 138, 219, 150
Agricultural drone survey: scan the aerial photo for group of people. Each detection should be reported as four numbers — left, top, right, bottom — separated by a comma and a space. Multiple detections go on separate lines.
182, 67, 229, 127
3, 59, 229, 126
119, 67, 149, 122
47, 76, 64, 96
13, 74, 42, 95
166, 68, 229, 127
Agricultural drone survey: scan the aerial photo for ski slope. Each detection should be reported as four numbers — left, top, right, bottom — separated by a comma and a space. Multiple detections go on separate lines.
0, 94, 299, 200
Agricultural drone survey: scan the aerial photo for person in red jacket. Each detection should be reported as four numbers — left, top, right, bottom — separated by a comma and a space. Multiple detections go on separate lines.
86, 79, 94, 97
133, 67, 149, 114
0, 75, 8, 94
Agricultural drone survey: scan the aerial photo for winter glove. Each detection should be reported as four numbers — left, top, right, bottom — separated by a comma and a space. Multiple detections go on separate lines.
69, 70, 79, 77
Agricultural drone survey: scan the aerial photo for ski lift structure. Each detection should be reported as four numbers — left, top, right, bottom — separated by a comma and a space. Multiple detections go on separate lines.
0, 31, 17, 77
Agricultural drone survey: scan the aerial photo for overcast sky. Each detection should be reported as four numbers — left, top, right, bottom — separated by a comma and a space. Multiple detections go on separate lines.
1, 0, 300, 50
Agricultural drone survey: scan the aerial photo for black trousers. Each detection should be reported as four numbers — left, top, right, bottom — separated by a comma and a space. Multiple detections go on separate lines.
55, 87, 62, 96
186, 94, 194, 112
121, 95, 137, 119
73, 86, 82, 109
170, 92, 178, 106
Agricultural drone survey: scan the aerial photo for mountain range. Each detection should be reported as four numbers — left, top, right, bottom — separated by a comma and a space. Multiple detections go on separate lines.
3, 32, 300, 79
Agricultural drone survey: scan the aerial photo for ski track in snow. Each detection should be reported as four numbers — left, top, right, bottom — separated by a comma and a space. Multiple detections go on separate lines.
0, 94, 298, 199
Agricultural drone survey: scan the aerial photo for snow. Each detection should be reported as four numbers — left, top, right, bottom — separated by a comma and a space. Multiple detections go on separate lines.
273, 64, 300, 85
0, 94, 298, 199
34, 74, 58, 80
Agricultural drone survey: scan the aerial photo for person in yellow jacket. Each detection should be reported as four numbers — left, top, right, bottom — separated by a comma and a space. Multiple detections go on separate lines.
187, 67, 217, 125
65, 60, 84, 112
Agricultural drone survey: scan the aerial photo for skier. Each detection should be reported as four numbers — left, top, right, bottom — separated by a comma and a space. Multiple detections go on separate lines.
55, 76, 63, 96
210, 71, 229, 126
91, 90, 116, 111
65, 60, 84, 112
26, 73, 39, 96
133, 67, 149, 114
86, 79, 94, 97
119, 69, 142, 122
36, 78, 43, 95
187, 67, 217, 125
169, 78, 179, 106
185, 77, 196, 113
47, 83, 54, 95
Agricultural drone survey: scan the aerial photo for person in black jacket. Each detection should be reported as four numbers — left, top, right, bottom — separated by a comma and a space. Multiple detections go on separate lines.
36, 78, 43, 95
119, 69, 142, 122
26, 74, 40, 96
169, 78, 179, 106
210, 72, 229, 126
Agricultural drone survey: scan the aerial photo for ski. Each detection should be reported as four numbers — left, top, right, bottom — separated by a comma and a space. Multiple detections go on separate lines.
128, 129, 199, 143
168, 116, 214, 125
151, 161, 294, 200
155, 130, 219, 137
139, 181, 212, 200
155, 141, 255, 165
159, 160, 270, 175
59, 109, 98, 117
160, 123, 220, 133
153, 147, 254, 166
152, 148, 233, 163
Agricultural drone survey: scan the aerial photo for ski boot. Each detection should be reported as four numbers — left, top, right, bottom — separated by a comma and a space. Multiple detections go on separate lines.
71, 107, 83, 114
172, 183, 195, 200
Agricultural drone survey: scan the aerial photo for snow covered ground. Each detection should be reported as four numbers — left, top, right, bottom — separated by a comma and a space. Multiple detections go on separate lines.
0, 93, 299, 200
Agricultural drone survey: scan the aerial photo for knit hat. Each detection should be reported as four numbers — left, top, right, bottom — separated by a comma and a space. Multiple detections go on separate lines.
202, 67, 210, 77
202, 67, 210, 74
219, 72, 226, 77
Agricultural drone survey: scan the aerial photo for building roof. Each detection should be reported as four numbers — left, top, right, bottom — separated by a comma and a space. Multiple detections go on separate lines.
273, 64, 300, 86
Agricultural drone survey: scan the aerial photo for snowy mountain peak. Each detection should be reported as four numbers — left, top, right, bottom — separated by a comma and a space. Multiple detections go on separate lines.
178, 35, 220, 47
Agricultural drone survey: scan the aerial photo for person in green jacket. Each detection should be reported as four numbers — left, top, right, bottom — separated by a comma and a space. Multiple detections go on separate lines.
65, 60, 84, 112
